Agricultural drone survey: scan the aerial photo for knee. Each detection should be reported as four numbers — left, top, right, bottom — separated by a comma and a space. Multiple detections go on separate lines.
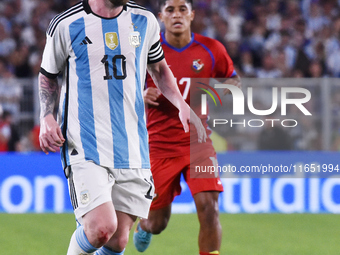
142, 217, 169, 235
111, 233, 129, 252
86, 221, 117, 247
96, 224, 117, 245
196, 197, 220, 225
199, 201, 219, 215
151, 218, 169, 234
198, 205, 221, 232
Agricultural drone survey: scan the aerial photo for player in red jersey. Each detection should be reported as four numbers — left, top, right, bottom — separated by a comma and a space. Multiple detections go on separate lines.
134, 0, 241, 254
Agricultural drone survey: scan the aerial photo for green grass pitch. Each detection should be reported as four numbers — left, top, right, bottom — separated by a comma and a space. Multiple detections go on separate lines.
1, 213, 340, 255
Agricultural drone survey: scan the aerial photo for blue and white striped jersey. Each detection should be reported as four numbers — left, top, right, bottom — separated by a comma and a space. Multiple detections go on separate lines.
40, 0, 164, 170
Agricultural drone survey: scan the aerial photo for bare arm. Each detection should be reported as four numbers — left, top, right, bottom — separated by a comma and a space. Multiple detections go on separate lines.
38, 73, 64, 154
147, 59, 206, 143
147, 59, 187, 109
39, 73, 59, 118
223, 74, 242, 95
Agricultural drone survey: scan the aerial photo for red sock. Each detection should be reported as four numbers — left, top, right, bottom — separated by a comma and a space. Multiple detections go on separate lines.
199, 252, 219, 255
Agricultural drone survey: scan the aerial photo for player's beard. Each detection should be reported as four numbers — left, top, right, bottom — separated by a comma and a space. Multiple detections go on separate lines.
108, 0, 129, 7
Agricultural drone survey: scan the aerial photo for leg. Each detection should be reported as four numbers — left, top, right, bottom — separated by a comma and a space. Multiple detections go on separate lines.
133, 157, 185, 252
83, 202, 117, 247
96, 211, 137, 254
140, 204, 172, 234
187, 151, 223, 254
133, 204, 171, 252
140, 156, 185, 234
193, 191, 222, 253
66, 202, 117, 255
67, 162, 118, 255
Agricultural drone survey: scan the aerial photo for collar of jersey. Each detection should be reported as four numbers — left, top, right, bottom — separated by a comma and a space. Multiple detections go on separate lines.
83, 0, 127, 19
161, 32, 195, 52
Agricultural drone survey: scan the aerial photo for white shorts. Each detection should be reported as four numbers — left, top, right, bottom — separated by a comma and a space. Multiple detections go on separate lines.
67, 161, 154, 223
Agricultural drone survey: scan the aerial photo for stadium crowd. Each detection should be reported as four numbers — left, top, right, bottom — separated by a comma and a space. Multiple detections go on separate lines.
0, 0, 340, 152
1, 0, 340, 80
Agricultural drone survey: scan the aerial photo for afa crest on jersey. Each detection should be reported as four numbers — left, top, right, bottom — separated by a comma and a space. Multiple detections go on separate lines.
192, 59, 204, 72
80, 190, 90, 204
129, 31, 141, 48
105, 32, 119, 50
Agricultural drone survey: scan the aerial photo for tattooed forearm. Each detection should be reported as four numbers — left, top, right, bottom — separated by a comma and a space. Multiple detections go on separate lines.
39, 73, 59, 119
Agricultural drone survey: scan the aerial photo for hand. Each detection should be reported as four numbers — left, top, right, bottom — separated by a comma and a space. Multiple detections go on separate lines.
39, 114, 65, 154
178, 104, 207, 143
223, 76, 242, 95
143, 87, 161, 106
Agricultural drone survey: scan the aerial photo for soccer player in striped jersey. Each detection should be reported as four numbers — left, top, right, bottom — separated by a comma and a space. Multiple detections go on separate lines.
38, 0, 206, 255
133, 0, 241, 254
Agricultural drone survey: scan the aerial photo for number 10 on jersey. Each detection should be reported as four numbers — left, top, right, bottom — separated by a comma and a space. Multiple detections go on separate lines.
101, 54, 127, 80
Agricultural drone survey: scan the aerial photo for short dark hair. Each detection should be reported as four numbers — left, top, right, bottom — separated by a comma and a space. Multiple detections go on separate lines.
159, 0, 193, 9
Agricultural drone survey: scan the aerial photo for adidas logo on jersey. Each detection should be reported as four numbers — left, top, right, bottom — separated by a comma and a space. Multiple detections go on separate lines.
71, 149, 78, 155
80, 36, 92, 45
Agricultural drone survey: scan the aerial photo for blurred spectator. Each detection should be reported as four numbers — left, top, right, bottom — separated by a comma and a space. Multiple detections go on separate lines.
305, 1, 331, 37
308, 60, 325, 77
326, 17, 340, 76
16, 0, 37, 24
190, 3, 209, 35
322, 0, 339, 19
2, 110, 21, 151
225, 40, 241, 70
265, 0, 281, 32
213, 17, 229, 45
305, 39, 326, 71
0, 23, 16, 58
19, 124, 41, 152
294, 18, 313, 41
21, 4, 49, 48
34, 1, 57, 32
240, 49, 256, 77
322, 21, 339, 60
274, 49, 291, 77
248, 4, 268, 53
256, 52, 283, 78
204, 11, 225, 39
9, 44, 32, 77
279, 30, 296, 72
283, 0, 301, 22
0, 110, 12, 152
292, 32, 311, 76
0, 1, 15, 33
327, 48, 340, 77
223, 1, 245, 42
0, 58, 22, 119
